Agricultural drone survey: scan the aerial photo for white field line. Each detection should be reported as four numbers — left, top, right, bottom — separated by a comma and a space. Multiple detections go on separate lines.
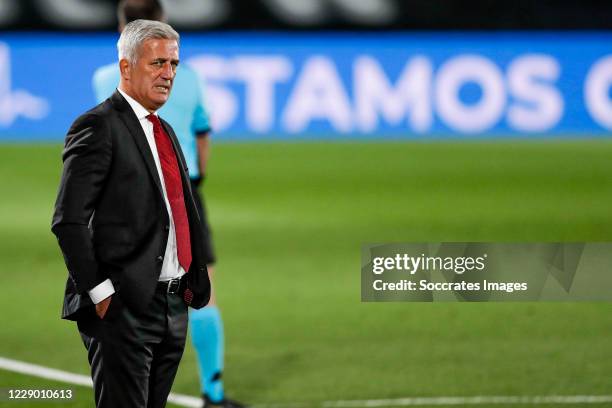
0, 356, 201, 407
318, 395, 612, 407
2, 356, 612, 407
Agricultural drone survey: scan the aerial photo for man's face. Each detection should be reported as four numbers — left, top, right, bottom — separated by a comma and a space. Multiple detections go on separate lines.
122, 38, 179, 112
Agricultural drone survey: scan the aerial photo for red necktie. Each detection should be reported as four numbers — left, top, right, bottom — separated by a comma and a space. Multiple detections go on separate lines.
147, 114, 192, 273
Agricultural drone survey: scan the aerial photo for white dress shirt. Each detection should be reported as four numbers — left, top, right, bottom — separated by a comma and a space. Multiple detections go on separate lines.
88, 88, 186, 304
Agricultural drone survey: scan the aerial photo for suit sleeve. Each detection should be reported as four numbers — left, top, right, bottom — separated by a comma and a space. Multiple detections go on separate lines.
51, 113, 112, 294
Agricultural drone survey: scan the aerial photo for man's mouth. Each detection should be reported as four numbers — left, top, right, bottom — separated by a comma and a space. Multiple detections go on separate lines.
154, 85, 170, 93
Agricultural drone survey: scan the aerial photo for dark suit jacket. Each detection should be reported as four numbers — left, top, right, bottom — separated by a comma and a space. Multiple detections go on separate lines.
52, 91, 210, 321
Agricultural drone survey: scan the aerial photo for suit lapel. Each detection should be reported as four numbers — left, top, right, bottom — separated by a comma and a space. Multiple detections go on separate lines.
110, 91, 164, 199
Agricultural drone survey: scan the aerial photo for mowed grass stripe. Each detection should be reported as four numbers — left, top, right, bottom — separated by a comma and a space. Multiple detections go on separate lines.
2, 355, 612, 408
1, 141, 611, 405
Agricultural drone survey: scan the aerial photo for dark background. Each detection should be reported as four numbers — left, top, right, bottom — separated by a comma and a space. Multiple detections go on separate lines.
3, 0, 612, 31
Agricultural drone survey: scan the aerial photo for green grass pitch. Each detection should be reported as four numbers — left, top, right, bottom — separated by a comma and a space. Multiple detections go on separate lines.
1, 141, 612, 407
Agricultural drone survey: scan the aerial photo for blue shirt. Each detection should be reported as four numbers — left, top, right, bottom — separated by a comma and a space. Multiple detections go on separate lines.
92, 63, 211, 179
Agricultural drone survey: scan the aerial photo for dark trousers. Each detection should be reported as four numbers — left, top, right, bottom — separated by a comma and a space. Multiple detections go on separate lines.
77, 289, 188, 408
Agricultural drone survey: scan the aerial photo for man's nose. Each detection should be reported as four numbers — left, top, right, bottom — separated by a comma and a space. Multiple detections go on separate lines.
161, 62, 174, 79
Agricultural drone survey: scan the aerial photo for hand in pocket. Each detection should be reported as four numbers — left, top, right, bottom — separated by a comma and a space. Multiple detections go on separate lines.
95, 296, 112, 319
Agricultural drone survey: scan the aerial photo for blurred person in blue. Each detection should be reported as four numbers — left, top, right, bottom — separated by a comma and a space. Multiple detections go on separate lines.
92, 1, 245, 407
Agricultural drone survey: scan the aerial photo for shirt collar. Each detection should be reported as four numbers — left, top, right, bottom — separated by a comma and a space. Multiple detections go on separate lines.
117, 88, 156, 120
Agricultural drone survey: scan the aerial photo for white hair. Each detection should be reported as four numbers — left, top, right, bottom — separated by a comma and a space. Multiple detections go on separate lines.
117, 19, 179, 66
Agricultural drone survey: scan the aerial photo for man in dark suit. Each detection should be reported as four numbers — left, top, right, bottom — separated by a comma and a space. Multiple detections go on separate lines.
51, 19, 210, 408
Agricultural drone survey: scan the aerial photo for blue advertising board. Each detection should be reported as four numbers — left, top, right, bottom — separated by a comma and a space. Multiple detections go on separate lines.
1, 32, 611, 141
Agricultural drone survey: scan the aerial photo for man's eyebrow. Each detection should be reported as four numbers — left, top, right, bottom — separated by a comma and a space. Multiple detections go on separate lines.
151, 58, 180, 65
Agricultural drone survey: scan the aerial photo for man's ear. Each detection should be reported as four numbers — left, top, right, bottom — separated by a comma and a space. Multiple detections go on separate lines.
119, 59, 131, 80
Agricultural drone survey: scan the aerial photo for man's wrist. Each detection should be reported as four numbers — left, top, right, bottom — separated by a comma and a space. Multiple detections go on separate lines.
88, 279, 115, 304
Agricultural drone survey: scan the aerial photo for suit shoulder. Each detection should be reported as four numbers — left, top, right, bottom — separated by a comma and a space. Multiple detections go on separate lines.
66, 102, 115, 147
71, 102, 112, 127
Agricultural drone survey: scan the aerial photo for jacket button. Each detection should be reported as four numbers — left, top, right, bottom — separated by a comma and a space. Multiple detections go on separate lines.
164, 225, 170, 231
200, 266, 206, 272
157, 255, 164, 262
